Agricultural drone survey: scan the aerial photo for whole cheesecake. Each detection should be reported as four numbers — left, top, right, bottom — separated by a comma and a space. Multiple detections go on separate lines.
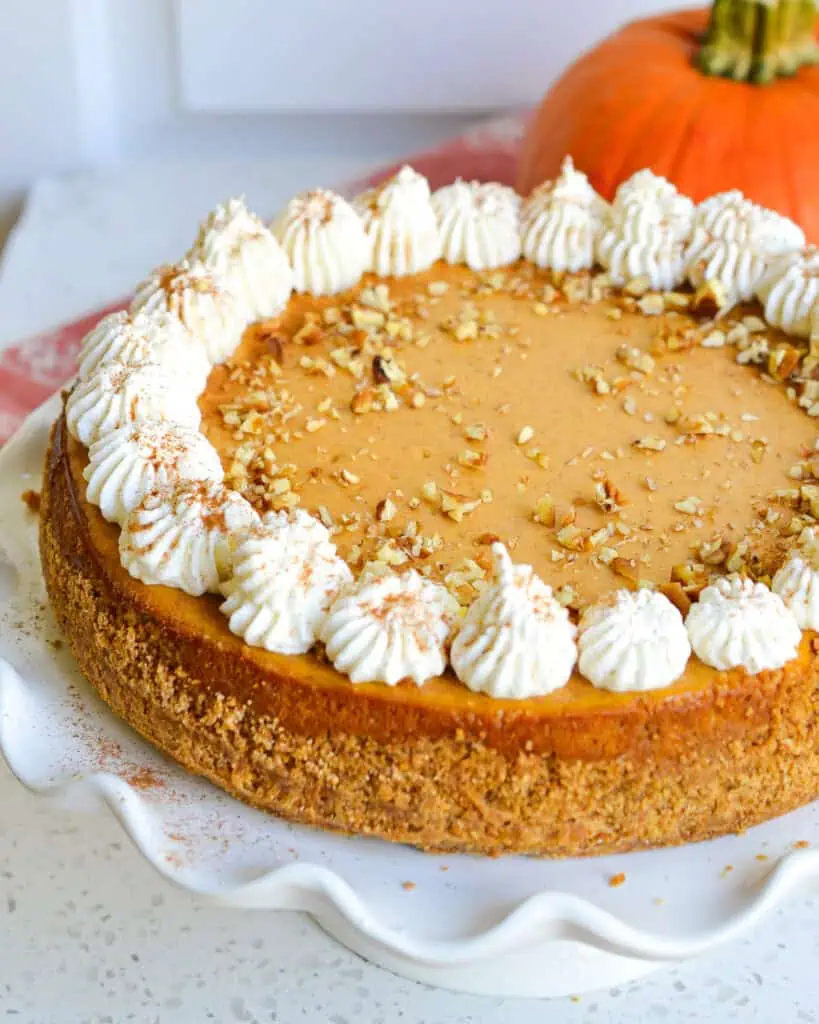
40, 163, 819, 856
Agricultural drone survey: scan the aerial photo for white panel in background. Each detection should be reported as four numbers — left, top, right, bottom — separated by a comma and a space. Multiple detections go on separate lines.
175, 0, 681, 112
0, 1, 84, 182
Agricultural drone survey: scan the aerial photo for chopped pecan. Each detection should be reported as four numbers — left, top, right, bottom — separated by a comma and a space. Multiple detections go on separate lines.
768, 343, 802, 382
532, 494, 555, 527
258, 327, 286, 364
691, 279, 729, 317
659, 582, 691, 616
611, 557, 639, 586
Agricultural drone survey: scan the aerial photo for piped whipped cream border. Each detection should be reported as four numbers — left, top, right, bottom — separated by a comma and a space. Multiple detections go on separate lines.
66, 162, 815, 696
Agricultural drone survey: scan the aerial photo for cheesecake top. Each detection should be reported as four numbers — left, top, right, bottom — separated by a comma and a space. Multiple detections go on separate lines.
201, 265, 814, 611
64, 163, 819, 699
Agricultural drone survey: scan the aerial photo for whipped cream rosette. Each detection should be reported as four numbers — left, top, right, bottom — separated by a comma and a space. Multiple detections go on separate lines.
772, 526, 819, 630
684, 190, 805, 304
66, 359, 201, 447
521, 157, 607, 273
221, 510, 351, 655
77, 310, 211, 392
83, 421, 224, 526
120, 480, 259, 596
578, 589, 691, 692
756, 246, 819, 339
686, 575, 800, 673
131, 259, 245, 365
353, 166, 442, 277
273, 188, 369, 296
450, 543, 576, 698
432, 180, 521, 271
320, 569, 458, 686
597, 169, 694, 290
189, 196, 293, 320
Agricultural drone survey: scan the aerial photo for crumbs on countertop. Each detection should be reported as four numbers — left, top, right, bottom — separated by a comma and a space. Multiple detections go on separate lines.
21, 489, 41, 514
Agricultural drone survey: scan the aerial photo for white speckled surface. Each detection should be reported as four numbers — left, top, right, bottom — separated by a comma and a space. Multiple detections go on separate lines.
1, 154, 818, 1021
2, 768, 817, 1022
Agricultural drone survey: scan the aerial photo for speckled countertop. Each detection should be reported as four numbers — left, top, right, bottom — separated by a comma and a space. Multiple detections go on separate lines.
0, 156, 817, 1023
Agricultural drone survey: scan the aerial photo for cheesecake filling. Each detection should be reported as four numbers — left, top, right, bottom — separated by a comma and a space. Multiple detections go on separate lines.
208, 273, 814, 610
68, 164, 819, 695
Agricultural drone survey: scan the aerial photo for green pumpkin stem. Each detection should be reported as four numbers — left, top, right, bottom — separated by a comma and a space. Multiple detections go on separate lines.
698, 0, 819, 83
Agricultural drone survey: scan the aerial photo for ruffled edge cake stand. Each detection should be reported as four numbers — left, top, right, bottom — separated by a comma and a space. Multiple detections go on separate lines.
2, 394, 818, 998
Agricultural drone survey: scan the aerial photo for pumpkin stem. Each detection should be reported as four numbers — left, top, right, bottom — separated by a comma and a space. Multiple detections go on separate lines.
698, 0, 819, 83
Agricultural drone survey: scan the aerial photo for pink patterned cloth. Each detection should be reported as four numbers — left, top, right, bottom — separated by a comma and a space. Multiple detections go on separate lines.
0, 113, 527, 446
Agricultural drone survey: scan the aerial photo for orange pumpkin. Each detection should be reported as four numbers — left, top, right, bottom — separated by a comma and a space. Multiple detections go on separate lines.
517, 2, 819, 240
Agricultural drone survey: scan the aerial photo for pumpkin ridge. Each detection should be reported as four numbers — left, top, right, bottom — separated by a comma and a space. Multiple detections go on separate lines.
778, 119, 800, 228
556, 82, 678, 197
645, 75, 719, 190
671, 87, 758, 202
768, 88, 809, 226
600, 72, 711, 194
586, 51, 714, 193
596, 29, 698, 71
553, 32, 682, 90
612, 8, 708, 42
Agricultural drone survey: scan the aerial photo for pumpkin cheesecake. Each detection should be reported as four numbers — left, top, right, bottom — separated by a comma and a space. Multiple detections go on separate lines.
40, 162, 819, 856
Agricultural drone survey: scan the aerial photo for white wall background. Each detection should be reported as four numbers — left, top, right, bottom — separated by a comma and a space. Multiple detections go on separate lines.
0, 0, 682, 234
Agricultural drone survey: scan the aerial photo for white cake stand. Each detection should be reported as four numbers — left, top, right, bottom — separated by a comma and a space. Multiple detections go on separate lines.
2, 395, 818, 998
